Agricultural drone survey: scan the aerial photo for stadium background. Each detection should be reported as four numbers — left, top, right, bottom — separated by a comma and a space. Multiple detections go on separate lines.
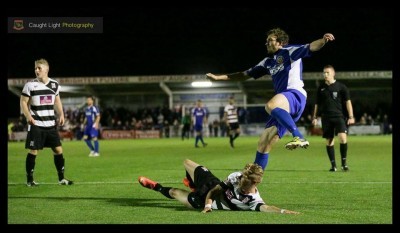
7, 8, 392, 136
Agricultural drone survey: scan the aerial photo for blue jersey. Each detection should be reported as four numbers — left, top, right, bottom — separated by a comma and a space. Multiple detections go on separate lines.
192, 107, 207, 127
85, 105, 100, 127
245, 44, 312, 97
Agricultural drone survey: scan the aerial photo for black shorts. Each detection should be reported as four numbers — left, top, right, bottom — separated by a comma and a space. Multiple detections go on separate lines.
187, 166, 221, 209
182, 124, 190, 131
321, 117, 348, 139
25, 125, 62, 150
229, 123, 240, 130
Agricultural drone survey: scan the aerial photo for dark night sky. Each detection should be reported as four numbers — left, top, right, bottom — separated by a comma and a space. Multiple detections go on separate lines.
6, 8, 393, 118
7, 8, 392, 78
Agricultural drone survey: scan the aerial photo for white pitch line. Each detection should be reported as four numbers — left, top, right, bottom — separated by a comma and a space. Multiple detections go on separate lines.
267, 181, 392, 184
8, 181, 392, 185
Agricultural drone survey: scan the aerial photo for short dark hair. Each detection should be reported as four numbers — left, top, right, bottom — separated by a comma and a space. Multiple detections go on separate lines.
323, 64, 335, 71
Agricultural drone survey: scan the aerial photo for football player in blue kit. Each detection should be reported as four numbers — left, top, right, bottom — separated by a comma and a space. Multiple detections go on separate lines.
83, 96, 101, 157
192, 99, 208, 148
207, 28, 335, 170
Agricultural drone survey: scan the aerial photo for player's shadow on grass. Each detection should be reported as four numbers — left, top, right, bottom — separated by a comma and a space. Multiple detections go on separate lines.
9, 196, 189, 211
160, 168, 326, 172
109, 198, 189, 211
211, 168, 324, 172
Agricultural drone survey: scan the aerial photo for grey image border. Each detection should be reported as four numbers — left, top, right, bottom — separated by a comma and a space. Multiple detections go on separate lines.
8, 17, 103, 33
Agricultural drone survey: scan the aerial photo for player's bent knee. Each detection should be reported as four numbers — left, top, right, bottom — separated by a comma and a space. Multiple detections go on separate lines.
29, 150, 38, 155
183, 159, 192, 167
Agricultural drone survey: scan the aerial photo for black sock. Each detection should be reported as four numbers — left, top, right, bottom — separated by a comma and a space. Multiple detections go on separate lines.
340, 143, 348, 166
26, 153, 36, 182
233, 133, 240, 140
326, 146, 336, 168
154, 183, 173, 199
54, 154, 65, 181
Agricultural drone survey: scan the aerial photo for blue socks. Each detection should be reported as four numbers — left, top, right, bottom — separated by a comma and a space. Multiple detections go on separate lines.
85, 139, 94, 151
254, 151, 269, 170
94, 140, 99, 152
85, 139, 99, 153
270, 108, 303, 138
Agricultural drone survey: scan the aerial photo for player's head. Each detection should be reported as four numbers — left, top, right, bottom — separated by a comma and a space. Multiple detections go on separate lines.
196, 99, 202, 107
229, 97, 235, 105
34, 58, 49, 80
86, 96, 95, 106
265, 28, 289, 54
239, 163, 264, 192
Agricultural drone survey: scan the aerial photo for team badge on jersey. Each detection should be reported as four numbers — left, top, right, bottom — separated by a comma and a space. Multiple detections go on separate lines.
276, 55, 284, 64
51, 83, 56, 89
332, 92, 338, 99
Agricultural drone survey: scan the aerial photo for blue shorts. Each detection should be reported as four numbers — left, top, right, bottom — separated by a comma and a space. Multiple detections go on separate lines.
265, 89, 306, 138
194, 124, 203, 132
84, 126, 99, 139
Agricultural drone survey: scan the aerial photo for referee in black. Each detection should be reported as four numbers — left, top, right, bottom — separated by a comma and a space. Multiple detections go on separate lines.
312, 65, 355, 172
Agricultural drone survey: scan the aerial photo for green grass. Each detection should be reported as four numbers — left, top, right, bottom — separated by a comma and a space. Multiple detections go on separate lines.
8, 135, 392, 224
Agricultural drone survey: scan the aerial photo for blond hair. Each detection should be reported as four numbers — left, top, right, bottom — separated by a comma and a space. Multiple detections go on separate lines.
242, 163, 264, 184
35, 58, 49, 67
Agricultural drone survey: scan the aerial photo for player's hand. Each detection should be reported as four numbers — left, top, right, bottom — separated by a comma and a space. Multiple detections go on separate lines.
347, 118, 355, 125
28, 117, 35, 125
58, 115, 65, 126
282, 209, 301, 215
312, 119, 318, 126
205, 73, 215, 80
201, 208, 212, 213
24, 115, 34, 125
323, 33, 335, 43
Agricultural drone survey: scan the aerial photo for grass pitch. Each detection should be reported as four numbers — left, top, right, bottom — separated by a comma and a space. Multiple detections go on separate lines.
7, 135, 392, 224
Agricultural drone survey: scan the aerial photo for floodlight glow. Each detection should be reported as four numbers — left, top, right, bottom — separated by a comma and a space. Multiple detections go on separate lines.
191, 81, 212, 88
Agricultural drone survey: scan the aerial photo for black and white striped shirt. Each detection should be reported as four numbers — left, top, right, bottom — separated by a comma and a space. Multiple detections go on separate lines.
21, 78, 60, 128
224, 104, 238, 124
212, 172, 265, 211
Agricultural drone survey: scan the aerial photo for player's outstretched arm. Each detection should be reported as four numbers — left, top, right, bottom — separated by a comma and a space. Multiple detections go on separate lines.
259, 204, 301, 214
206, 72, 251, 81
201, 184, 224, 213
206, 73, 228, 81
310, 33, 335, 52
